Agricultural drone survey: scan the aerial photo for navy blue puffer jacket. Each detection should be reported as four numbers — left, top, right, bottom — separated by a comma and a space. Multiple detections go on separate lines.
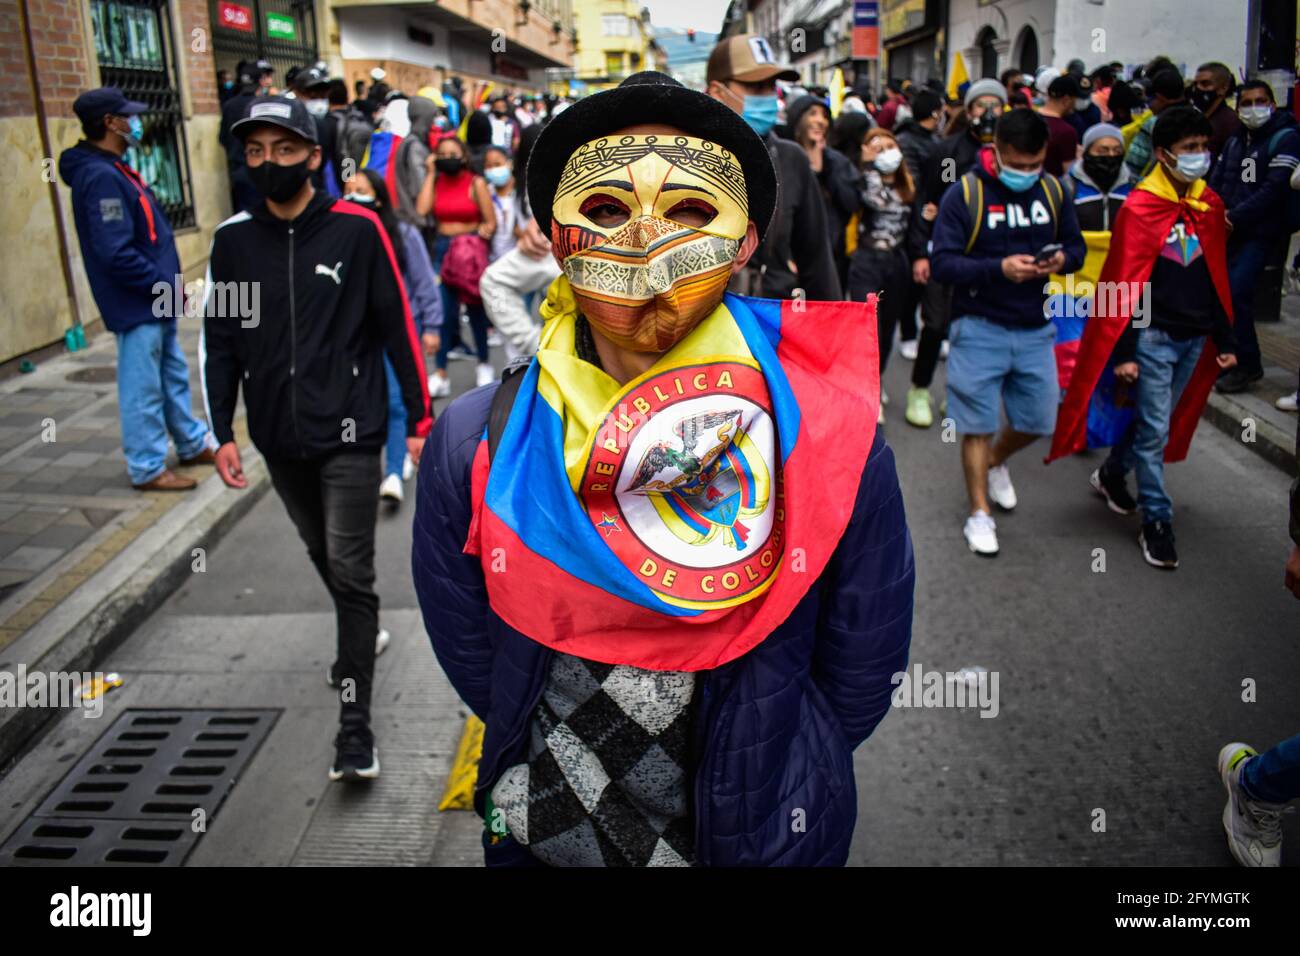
412, 383, 914, 866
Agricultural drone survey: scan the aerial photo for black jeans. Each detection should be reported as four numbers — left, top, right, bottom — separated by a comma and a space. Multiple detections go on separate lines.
848, 246, 911, 372
912, 279, 952, 389
267, 451, 381, 728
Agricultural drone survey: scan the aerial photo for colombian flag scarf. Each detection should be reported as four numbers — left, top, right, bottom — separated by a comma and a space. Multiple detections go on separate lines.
1048, 163, 1233, 464
464, 276, 879, 671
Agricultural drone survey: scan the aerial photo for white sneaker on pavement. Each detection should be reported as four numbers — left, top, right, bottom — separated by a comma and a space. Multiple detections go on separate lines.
1218, 743, 1285, 867
1276, 391, 1298, 412
379, 474, 403, 506
326, 629, 393, 688
476, 363, 496, 387
428, 374, 451, 399
987, 464, 1017, 511
898, 338, 918, 361
964, 510, 999, 556
402, 454, 414, 481
486, 330, 504, 348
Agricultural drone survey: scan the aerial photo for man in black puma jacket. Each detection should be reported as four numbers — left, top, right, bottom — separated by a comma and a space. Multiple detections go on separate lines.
201, 96, 431, 782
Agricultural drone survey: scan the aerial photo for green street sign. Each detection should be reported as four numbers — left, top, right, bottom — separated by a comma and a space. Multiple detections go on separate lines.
266, 12, 296, 39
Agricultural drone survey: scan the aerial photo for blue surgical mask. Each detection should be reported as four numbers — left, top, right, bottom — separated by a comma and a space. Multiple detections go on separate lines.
120, 115, 144, 150
484, 166, 512, 188
996, 153, 1042, 192
1169, 149, 1211, 182
741, 94, 779, 137
345, 192, 376, 205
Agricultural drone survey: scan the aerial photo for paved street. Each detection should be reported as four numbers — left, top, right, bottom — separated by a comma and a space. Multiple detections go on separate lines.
0, 335, 1295, 866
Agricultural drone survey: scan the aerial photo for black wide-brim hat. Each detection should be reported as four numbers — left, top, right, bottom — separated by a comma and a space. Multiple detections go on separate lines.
528, 71, 777, 242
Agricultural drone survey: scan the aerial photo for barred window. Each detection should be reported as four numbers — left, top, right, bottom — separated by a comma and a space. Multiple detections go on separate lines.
90, 0, 197, 229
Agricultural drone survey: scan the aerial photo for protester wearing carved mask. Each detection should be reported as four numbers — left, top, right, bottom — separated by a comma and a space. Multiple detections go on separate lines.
412, 71, 913, 868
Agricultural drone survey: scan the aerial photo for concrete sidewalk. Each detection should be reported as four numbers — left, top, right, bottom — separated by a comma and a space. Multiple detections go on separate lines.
1202, 264, 1300, 478
0, 317, 270, 767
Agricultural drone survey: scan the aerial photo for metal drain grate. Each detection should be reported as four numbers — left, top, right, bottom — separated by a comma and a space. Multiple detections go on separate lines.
0, 709, 277, 866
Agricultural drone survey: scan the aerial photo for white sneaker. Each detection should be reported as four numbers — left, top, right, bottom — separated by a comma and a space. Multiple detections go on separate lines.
402, 454, 414, 481
940, 340, 950, 360
325, 629, 392, 687
1276, 391, 1298, 412
898, 338, 918, 361
428, 374, 451, 398
963, 510, 999, 556
1218, 743, 1285, 867
379, 473, 403, 505
486, 330, 504, 348
476, 363, 496, 387
987, 464, 1017, 511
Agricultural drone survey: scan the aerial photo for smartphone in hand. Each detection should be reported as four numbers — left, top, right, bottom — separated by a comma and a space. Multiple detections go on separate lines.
1034, 242, 1064, 265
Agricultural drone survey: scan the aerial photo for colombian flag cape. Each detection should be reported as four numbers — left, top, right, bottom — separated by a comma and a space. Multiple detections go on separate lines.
1048, 164, 1234, 465
463, 277, 879, 672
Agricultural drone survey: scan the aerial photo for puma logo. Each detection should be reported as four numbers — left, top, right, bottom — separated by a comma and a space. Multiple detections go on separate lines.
315, 261, 342, 285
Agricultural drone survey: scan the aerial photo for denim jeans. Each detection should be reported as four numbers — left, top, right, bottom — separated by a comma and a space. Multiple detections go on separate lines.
1103, 327, 1204, 524
1226, 235, 1269, 376
1241, 732, 1300, 804
115, 320, 213, 485
267, 452, 382, 728
432, 233, 490, 370
382, 355, 406, 480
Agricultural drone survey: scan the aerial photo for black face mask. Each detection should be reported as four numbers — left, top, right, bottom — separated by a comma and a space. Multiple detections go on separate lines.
1083, 152, 1123, 191
435, 157, 465, 175
1189, 87, 1217, 112
248, 157, 312, 203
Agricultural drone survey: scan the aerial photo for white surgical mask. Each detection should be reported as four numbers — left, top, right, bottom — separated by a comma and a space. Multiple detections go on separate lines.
874, 147, 903, 174
1075, 97, 1092, 113
1238, 104, 1273, 129
1168, 149, 1212, 182
305, 98, 329, 117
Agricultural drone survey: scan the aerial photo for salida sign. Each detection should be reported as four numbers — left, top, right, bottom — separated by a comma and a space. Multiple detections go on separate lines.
218, 1, 253, 32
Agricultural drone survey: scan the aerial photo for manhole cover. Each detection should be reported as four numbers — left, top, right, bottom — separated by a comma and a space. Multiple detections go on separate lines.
0, 708, 278, 866
66, 366, 117, 384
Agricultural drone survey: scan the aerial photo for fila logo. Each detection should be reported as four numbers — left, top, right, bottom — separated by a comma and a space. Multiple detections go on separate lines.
987, 200, 1051, 230
315, 261, 342, 285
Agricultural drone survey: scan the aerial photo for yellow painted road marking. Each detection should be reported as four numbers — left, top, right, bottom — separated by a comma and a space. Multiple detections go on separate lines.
438, 715, 484, 811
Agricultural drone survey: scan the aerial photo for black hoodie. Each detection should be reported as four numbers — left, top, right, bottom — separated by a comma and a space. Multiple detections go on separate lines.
201, 190, 431, 461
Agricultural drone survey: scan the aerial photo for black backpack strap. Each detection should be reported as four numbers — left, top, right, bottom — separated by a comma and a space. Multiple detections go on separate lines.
486, 356, 531, 465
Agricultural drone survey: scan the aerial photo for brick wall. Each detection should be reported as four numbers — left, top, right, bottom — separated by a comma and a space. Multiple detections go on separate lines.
0, 1, 33, 118
23, 0, 92, 119
176, 0, 218, 114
